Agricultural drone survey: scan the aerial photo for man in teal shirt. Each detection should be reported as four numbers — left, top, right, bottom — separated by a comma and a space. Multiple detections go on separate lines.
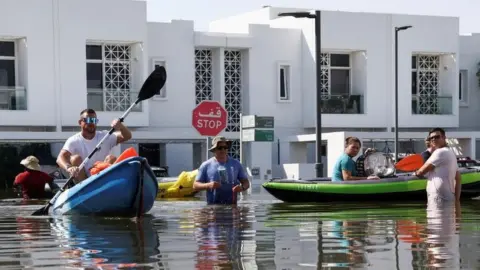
332, 137, 379, 181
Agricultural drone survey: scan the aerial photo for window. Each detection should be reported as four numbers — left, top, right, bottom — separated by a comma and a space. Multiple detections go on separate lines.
459, 69, 468, 105
86, 44, 133, 112
152, 58, 167, 99
411, 54, 440, 114
278, 64, 290, 101
320, 53, 351, 99
0, 41, 16, 87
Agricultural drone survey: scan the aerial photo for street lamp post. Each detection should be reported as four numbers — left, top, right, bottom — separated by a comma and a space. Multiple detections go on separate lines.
278, 10, 323, 177
394, 25, 412, 163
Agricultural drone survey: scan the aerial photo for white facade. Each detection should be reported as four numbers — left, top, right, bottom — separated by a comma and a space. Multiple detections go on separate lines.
0, 1, 479, 177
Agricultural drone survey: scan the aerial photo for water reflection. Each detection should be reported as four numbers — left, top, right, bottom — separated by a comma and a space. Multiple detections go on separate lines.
1, 193, 480, 269
193, 205, 252, 270
424, 200, 461, 269
266, 202, 468, 269
50, 215, 161, 269
12, 215, 162, 269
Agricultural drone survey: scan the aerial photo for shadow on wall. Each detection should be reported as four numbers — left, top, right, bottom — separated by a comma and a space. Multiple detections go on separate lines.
447, 138, 464, 156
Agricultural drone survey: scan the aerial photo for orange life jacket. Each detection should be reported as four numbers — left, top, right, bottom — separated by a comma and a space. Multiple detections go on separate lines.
88, 147, 139, 176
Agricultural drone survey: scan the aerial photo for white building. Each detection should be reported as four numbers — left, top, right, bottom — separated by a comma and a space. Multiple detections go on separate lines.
1, 0, 479, 178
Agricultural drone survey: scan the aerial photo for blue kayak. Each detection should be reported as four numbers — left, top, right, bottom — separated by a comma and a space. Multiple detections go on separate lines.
51, 156, 158, 216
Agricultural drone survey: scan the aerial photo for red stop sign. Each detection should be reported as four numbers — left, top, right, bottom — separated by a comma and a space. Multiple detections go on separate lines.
192, 100, 228, 137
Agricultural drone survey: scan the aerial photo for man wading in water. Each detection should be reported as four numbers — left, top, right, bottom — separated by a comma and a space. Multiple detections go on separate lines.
415, 128, 461, 202
193, 136, 250, 205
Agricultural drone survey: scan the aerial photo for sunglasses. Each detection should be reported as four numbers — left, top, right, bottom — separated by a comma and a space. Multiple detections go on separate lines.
428, 135, 441, 141
216, 146, 229, 150
83, 117, 99, 124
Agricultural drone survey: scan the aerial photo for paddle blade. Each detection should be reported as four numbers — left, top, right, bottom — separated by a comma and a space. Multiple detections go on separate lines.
395, 154, 424, 172
137, 66, 167, 102
32, 204, 50, 216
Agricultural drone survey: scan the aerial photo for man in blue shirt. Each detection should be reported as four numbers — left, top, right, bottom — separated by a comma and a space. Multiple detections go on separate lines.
193, 136, 250, 204
332, 137, 379, 181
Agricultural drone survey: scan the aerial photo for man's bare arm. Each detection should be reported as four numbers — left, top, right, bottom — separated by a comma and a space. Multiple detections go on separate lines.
239, 178, 250, 190
193, 180, 212, 191
114, 123, 132, 144
342, 170, 367, 180
415, 162, 435, 177
57, 149, 72, 170
455, 170, 461, 201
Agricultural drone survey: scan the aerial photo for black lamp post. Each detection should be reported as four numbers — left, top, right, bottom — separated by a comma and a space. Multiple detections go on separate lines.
279, 10, 323, 177
394, 25, 412, 163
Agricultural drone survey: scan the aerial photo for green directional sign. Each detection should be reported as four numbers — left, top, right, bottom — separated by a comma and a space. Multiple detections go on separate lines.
242, 115, 274, 129
242, 129, 274, 142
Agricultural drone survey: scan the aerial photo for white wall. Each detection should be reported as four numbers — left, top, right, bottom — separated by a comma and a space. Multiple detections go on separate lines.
147, 20, 195, 132
0, 0, 150, 129
391, 14, 459, 128
57, 0, 149, 127
459, 34, 480, 130
2, 2, 480, 174
212, 7, 460, 129
0, 0, 56, 126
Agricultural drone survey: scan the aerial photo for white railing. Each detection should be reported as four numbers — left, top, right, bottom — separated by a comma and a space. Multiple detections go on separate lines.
0, 86, 27, 110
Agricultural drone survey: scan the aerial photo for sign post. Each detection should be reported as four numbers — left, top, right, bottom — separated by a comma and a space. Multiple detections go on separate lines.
192, 100, 228, 160
240, 115, 275, 176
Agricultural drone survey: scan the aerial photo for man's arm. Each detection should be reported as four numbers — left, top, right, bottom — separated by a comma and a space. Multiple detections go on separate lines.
192, 164, 212, 191
237, 165, 250, 190
341, 159, 365, 180
455, 170, 461, 201
114, 122, 132, 144
415, 149, 445, 177
57, 149, 73, 171
415, 162, 435, 177
13, 173, 25, 186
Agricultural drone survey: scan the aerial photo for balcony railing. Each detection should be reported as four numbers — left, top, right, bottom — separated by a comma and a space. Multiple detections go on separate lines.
87, 89, 142, 112
411, 95, 452, 115
0, 87, 27, 110
320, 94, 364, 114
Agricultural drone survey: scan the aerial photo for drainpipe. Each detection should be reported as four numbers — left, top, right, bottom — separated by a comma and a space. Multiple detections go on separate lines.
52, 0, 62, 135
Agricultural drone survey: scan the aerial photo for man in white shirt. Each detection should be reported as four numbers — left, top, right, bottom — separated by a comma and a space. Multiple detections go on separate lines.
415, 128, 461, 202
56, 108, 132, 183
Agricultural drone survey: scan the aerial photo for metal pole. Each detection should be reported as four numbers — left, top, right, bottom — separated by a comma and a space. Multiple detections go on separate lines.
277, 138, 280, 165
206, 137, 211, 160
315, 10, 324, 178
239, 113, 243, 163
394, 28, 399, 163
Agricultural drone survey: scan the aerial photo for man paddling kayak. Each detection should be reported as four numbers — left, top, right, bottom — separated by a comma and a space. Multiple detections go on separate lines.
193, 136, 250, 205
56, 108, 132, 183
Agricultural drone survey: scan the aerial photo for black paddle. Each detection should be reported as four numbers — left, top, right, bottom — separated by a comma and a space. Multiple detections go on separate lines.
32, 66, 167, 216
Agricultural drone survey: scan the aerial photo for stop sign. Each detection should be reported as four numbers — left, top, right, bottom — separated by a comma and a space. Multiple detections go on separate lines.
192, 100, 228, 137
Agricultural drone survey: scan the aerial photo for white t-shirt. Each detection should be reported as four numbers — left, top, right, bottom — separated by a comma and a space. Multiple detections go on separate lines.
62, 130, 118, 176
425, 147, 458, 201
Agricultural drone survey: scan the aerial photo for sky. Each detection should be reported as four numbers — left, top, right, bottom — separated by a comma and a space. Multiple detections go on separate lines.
146, 0, 479, 34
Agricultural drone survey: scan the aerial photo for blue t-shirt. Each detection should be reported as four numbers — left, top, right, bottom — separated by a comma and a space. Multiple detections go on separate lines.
196, 157, 249, 204
421, 150, 431, 163
332, 153, 356, 182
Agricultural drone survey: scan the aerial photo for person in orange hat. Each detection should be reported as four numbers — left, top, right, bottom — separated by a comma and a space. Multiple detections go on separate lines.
13, 156, 54, 199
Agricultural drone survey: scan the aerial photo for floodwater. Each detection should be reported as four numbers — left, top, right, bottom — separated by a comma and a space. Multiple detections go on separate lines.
1, 183, 480, 269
